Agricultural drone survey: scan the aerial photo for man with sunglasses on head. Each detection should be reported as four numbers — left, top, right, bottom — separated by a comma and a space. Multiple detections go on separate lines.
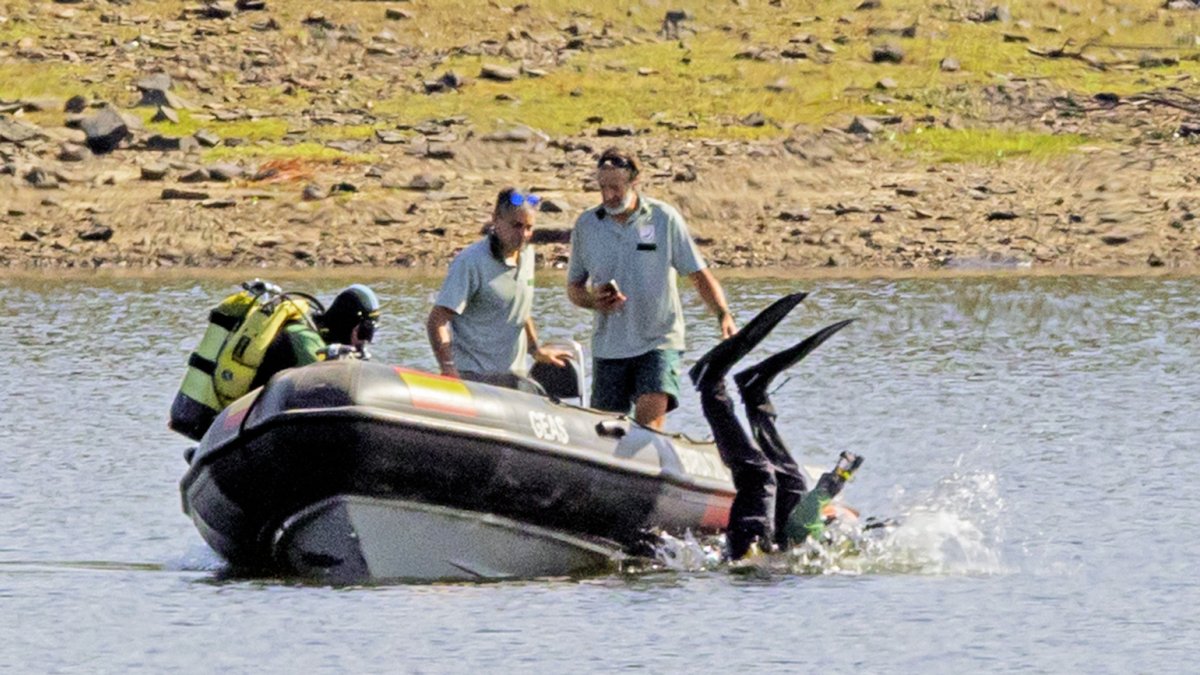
567, 147, 737, 430
427, 186, 573, 392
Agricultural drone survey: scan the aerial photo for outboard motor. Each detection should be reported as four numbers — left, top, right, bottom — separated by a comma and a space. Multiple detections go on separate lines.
529, 340, 587, 407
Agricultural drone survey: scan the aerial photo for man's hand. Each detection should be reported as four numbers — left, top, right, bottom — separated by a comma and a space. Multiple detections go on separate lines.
593, 284, 627, 314
719, 310, 738, 339
532, 345, 574, 367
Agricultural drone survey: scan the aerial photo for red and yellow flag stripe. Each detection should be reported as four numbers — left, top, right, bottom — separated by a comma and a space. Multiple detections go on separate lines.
395, 367, 478, 418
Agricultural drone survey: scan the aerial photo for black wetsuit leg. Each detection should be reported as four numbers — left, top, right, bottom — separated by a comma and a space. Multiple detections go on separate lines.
733, 319, 856, 548
741, 390, 807, 550
699, 377, 775, 560
691, 293, 821, 559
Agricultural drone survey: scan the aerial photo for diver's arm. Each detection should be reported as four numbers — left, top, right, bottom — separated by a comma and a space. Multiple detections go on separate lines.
290, 323, 326, 365
689, 269, 737, 338
426, 305, 459, 377
783, 452, 864, 546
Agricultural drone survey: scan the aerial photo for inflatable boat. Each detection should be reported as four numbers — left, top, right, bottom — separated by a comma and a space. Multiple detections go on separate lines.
180, 358, 735, 583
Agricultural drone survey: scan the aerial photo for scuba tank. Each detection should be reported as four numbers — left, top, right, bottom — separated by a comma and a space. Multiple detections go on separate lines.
169, 280, 320, 441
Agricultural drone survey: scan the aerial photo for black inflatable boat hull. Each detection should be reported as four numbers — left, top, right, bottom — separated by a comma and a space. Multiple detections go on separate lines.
180, 361, 735, 581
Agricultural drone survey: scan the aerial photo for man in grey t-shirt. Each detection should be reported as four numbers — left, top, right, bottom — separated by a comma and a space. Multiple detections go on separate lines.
427, 187, 571, 390
567, 148, 737, 429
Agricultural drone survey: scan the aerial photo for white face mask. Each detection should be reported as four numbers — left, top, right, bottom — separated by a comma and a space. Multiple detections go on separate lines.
615, 190, 637, 215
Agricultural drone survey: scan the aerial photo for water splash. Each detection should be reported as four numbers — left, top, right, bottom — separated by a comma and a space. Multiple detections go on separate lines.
650, 530, 723, 572
860, 468, 1010, 576
784, 467, 1010, 577
647, 467, 1010, 578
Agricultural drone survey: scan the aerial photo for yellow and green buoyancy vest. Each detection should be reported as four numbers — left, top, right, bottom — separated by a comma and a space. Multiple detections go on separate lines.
169, 285, 315, 441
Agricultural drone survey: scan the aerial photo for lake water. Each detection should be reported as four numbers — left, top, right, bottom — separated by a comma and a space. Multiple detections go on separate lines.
1, 273, 1197, 673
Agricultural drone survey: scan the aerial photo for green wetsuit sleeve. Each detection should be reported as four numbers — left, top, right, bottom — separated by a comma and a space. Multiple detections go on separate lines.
783, 488, 832, 544
249, 323, 326, 391
285, 323, 326, 365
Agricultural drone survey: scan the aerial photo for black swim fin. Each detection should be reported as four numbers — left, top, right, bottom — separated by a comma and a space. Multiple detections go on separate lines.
733, 319, 854, 400
688, 292, 808, 390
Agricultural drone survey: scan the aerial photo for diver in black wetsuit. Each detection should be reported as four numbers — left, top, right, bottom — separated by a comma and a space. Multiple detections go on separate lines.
688, 293, 863, 561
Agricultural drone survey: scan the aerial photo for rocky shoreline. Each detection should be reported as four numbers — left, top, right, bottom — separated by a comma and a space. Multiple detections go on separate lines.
2, 1, 1199, 272
5, 128, 1198, 273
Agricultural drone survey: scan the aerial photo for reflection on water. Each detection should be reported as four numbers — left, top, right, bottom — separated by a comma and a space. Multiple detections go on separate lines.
1, 274, 1199, 671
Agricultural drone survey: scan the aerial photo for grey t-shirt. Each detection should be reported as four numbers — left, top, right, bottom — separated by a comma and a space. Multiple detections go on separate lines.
435, 237, 535, 375
567, 195, 706, 359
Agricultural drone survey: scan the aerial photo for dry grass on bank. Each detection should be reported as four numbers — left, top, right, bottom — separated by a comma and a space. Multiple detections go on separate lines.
2, 0, 1200, 160
375, 0, 1200, 132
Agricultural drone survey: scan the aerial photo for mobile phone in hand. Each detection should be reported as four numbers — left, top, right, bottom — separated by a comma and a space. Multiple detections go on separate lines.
599, 279, 621, 296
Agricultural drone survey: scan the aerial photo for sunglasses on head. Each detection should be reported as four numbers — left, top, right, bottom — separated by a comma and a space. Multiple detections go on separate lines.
508, 191, 541, 207
598, 155, 634, 170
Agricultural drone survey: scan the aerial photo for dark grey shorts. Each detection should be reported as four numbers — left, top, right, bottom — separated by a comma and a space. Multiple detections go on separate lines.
590, 349, 682, 414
